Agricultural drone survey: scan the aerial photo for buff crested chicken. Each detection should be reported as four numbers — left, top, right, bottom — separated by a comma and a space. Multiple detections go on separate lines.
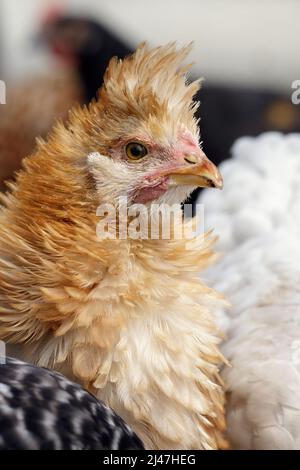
198, 132, 300, 449
0, 43, 227, 450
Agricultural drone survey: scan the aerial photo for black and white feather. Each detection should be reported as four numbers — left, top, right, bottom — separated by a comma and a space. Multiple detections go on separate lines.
0, 357, 144, 450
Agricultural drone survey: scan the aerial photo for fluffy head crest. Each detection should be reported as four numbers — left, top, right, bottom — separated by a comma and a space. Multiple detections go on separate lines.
96, 43, 202, 141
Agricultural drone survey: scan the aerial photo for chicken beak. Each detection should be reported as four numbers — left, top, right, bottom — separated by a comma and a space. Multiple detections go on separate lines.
169, 153, 223, 189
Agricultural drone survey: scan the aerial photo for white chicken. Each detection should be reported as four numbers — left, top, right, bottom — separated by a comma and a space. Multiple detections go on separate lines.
197, 132, 300, 449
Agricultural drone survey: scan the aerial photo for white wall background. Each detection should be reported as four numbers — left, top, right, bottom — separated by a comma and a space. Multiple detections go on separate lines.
1, 0, 300, 93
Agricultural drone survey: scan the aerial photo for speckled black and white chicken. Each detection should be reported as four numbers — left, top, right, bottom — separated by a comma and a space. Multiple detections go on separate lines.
197, 132, 300, 449
0, 357, 143, 450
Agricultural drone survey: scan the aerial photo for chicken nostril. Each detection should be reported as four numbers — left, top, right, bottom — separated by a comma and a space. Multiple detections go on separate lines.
184, 155, 197, 164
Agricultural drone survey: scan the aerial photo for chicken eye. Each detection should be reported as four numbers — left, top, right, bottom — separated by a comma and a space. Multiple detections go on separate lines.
126, 142, 148, 160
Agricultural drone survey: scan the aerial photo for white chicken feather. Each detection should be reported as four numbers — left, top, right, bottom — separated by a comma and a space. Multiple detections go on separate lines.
197, 132, 300, 449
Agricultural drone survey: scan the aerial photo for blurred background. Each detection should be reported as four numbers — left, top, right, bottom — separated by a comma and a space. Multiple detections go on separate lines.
0, 0, 300, 198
